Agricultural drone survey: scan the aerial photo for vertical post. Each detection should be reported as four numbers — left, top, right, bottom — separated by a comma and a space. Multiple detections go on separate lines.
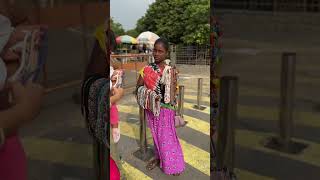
139, 107, 147, 154
279, 52, 296, 151
177, 85, 185, 117
133, 106, 153, 161
197, 78, 203, 108
216, 76, 238, 172
194, 78, 206, 110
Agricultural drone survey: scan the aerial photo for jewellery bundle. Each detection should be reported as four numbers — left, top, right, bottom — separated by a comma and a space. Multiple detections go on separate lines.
9, 28, 48, 84
137, 86, 160, 116
112, 69, 124, 88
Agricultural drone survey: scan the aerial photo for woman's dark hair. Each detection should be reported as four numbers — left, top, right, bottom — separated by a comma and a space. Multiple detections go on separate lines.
154, 38, 169, 52
84, 29, 117, 78
108, 30, 117, 52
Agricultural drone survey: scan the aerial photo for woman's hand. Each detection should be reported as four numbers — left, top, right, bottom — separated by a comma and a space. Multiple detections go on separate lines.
12, 82, 44, 115
111, 74, 117, 82
0, 81, 44, 132
11, 81, 44, 122
110, 87, 124, 104
113, 87, 124, 97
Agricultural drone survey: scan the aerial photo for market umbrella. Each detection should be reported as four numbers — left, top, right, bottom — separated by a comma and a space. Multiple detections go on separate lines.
116, 35, 137, 44
136, 31, 160, 46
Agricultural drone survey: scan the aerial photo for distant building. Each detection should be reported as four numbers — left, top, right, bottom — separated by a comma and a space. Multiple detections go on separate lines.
215, 0, 319, 12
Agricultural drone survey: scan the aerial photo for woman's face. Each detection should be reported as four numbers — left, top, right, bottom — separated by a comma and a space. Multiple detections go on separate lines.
153, 43, 167, 64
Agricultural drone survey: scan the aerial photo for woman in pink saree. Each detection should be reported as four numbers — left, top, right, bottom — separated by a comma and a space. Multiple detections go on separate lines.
136, 38, 185, 176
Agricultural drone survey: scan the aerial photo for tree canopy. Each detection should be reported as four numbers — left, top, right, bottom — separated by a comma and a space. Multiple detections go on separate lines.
135, 0, 210, 45
110, 17, 125, 37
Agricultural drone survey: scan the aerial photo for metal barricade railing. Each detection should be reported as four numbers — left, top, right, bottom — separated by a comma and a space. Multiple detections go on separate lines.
175, 45, 210, 65
193, 78, 207, 110
215, 76, 239, 180
263, 52, 308, 154
216, 76, 238, 171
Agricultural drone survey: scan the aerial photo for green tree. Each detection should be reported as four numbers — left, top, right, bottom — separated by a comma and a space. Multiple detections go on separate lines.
135, 0, 209, 45
111, 18, 125, 36
126, 28, 139, 38
181, 2, 210, 45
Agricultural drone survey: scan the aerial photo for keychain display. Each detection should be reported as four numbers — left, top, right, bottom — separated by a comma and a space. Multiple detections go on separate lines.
8, 28, 48, 84
137, 86, 160, 117
112, 69, 124, 88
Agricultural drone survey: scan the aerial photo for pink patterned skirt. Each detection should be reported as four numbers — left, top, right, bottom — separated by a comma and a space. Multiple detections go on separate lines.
145, 108, 185, 175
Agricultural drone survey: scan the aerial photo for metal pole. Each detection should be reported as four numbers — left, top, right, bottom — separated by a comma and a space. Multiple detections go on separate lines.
133, 107, 153, 161
139, 107, 147, 154
279, 52, 296, 151
194, 78, 206, 110
197, 78, 202, 107
177, 85, 185, 117
216, 76, 238, 172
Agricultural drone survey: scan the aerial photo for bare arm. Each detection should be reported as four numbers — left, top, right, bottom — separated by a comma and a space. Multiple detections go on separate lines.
137, 75, 144, 87
0, 103, 26, 136
135, 75, 144, 96
110, 87, 124, 104
0, 82, 44, 136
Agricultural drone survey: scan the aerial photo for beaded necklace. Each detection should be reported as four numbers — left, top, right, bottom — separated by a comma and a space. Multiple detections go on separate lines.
137, 85, 160, 116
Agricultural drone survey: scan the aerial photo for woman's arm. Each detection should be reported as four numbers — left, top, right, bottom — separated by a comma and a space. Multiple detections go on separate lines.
0, 82, 44, 135
110, 87, 124, 104
0, 103, 26, 136
135, 75, 144, 96
137, 75, 144, 87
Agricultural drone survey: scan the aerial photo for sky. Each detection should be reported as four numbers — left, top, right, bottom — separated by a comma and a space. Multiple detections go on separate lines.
110, 0, 155, 30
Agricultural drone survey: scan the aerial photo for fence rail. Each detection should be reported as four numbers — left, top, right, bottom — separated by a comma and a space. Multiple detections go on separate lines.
175, 45, 210, 65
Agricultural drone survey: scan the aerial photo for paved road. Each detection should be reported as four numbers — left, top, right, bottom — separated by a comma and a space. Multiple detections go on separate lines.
215, 38, 320, 180
14, 26, 320, 179
20, 70, 212, 180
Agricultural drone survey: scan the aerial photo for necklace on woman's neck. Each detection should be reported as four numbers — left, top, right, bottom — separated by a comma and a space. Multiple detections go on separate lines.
156, 61, 165, 69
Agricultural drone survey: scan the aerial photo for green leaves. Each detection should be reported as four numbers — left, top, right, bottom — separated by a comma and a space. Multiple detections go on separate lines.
135, 0, 210, 45
125, 29, 139, 38
111, 18, 125, 37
